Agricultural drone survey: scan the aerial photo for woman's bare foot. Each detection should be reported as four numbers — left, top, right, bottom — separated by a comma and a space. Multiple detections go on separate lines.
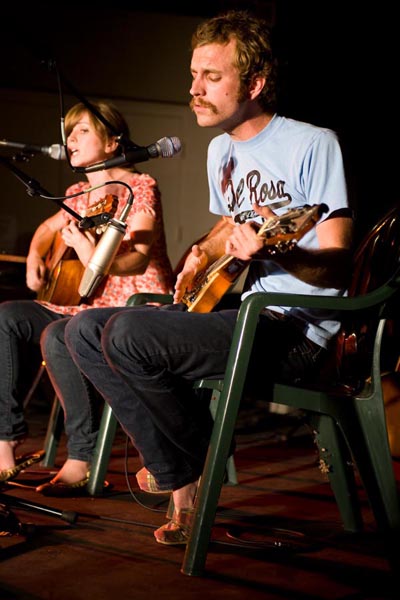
48, 458, 90, 484
0, 439, 24, 471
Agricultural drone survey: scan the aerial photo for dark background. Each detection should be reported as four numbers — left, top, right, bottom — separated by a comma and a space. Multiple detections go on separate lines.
0, 0, 395, 243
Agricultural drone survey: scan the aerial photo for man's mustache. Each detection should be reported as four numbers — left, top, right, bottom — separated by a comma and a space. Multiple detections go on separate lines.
189, 98, 218, 115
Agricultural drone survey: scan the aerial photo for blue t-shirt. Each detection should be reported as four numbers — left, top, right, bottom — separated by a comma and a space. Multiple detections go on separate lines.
207, 114, 350, 348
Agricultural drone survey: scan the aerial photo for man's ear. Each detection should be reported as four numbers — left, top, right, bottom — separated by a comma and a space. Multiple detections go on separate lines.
249, 75, 266, 100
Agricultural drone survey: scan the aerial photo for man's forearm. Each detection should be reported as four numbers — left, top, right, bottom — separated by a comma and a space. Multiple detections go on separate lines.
198, 217, 235, 264
275, 246, 353, 290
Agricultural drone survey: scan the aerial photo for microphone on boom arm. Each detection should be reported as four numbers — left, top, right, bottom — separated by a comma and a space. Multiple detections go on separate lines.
76, 136, 182, 173
0, 139, 66, 160
77, 135, 182, 296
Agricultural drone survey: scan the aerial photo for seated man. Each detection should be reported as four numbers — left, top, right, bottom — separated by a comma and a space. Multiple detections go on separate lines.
62, 10, 353, 544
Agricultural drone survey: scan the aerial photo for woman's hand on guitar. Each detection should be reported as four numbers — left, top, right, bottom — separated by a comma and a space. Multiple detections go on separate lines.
61, 221, 96, 266
26, 254, 46, 292
173, 244, 208, 303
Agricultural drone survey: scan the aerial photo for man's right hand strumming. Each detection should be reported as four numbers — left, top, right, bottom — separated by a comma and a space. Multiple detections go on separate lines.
173, 244, 208, 303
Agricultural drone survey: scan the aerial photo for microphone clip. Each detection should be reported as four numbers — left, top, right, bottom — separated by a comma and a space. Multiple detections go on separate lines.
78, 212, 115, 230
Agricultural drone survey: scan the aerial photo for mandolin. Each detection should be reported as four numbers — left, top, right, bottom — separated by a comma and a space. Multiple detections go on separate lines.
182, 204, 327, 313
37, 194, 118, 306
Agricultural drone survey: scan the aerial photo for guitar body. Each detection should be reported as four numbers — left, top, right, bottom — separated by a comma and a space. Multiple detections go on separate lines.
182, 204, 326, 313
39, 259, 85, 306
36, 194, 118, 306
183, 255, 248, 313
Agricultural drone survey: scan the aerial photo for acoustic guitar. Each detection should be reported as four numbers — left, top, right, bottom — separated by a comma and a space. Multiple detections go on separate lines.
37, 194, 118, 306
182, 203, 327, 313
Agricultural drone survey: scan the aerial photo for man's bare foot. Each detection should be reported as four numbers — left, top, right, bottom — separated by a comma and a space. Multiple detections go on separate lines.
154, 481, 199, 545
171, 481, 198, 511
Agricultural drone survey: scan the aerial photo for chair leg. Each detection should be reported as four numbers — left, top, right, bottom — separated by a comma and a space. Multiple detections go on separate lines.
42, 396, 118, 496
345, 395, 400, 532
86, 403, 118, 496
309, 413, 363, 532
23, 362, 47, 409
182, 387, 241, 576
41, 395, 64, 467
198, 385, 238, 486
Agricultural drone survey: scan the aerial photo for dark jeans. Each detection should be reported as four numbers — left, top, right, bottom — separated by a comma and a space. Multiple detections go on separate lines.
41, 319, 102, 462
65, 303, 326, 491
0, 300, 64, 440
0, 300, 102, 463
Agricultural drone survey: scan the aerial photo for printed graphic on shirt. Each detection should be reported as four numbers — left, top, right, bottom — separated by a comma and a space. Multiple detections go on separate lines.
221, 159, 292, 224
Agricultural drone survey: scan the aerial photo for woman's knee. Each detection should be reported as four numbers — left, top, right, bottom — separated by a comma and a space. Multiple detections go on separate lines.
0, 300, 27, 331
40, 319, 69, 358
64, 308, 121, 353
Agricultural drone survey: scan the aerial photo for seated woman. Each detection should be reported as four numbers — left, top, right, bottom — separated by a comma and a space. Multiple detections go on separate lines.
0, 100, 173, 494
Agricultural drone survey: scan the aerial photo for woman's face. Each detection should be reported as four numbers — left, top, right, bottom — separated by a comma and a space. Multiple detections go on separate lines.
67, 111, 115, 167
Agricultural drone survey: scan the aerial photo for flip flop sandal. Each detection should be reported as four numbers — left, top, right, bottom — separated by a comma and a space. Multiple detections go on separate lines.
36, 474, 112, 497
154, 507, 194, 545
0, 449, 45, 483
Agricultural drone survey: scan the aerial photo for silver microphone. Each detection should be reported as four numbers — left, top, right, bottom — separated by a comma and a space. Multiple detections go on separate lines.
80, 136, 181, 173
78, 219, 127, 298
0, 139, 66, 160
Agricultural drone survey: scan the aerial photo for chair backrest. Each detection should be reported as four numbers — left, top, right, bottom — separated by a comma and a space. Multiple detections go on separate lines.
336, 204, 400, 390
350, 205, 400, 296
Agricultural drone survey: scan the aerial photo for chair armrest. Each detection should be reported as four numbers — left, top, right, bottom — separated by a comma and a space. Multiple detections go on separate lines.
239, 274, 400, 321
126, 271, 400, 316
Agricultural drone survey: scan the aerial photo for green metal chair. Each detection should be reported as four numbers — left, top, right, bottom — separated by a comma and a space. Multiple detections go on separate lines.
182, 204, 400, 575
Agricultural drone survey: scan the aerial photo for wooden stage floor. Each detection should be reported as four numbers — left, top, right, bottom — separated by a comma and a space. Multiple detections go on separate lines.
0, 400, 398, 600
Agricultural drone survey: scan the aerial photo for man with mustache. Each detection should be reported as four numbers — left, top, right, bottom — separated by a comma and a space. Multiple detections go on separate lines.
62, 10, 353, 544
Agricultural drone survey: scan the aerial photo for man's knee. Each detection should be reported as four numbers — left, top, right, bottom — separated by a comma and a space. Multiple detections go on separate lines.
64, 308, 118, 351
103, 309, 151, 363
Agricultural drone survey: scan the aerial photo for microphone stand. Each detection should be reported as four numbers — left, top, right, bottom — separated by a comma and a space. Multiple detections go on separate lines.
0, 155, 82, 222
0, 490, 78, 527
0, 64, 137, 534
45, 60, 142, 174
0, 65, 136, 531
0, 155, 82, 530
0, 155, 113, 230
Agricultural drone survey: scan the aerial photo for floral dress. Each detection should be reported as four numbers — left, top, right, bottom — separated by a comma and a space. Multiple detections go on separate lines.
38, 172, 174, 315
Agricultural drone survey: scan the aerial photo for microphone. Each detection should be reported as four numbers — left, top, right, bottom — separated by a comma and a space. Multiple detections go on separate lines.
78, 218, 127, 298
0, 139, 66, 160
80, 136, 181, 173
